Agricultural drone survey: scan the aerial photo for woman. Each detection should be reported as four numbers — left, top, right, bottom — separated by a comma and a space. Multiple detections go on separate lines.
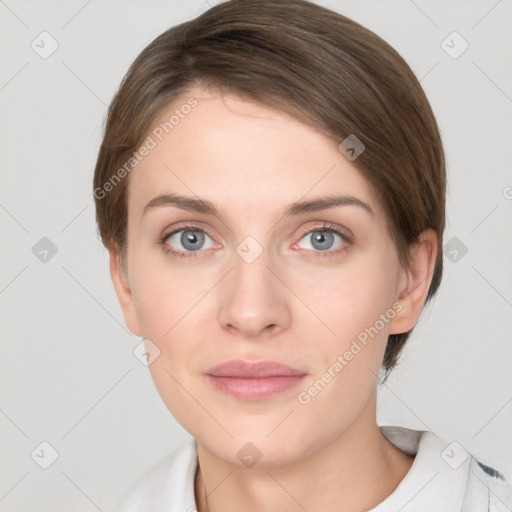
93, 0, 512, 510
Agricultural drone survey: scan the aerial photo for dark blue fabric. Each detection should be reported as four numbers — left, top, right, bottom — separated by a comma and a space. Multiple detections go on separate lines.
477, 460, 505, 481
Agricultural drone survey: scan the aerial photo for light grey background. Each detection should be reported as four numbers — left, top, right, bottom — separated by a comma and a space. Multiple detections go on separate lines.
0, 0, 511, 510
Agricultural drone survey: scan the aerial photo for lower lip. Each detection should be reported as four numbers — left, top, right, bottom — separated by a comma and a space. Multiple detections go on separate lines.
205, 374, 307, 400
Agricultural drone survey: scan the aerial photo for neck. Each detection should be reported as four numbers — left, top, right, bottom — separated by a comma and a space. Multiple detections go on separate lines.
194, 392, 414, 512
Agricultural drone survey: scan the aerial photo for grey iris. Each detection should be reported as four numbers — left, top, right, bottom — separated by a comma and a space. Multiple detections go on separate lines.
311, 231, 334, 250
181, 230, 204, 251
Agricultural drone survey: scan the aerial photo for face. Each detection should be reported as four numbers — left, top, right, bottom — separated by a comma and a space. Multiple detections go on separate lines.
110, 87, 430, 468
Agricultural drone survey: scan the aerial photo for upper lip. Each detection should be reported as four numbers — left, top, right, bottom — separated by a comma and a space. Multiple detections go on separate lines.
205, 360, 307, 378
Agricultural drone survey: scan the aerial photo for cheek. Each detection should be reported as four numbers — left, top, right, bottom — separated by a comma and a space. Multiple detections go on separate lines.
130, 262, 210, 372
130, 260, 209, 335
133, 270, 208, 433
293, 265, 397, 429
298, 256, 397, 341
296, 255, 400, 392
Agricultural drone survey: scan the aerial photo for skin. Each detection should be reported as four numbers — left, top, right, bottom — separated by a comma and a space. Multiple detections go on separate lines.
110, 86, 438, 512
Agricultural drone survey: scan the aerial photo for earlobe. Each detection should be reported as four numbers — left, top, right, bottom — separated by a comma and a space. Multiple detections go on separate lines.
388, 229, 438, 335
109, 247, 141, 337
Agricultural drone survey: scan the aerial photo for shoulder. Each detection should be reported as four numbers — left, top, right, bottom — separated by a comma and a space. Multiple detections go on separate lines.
378, 425, 512, 511
115, 438, 198, 512
461, 455, 512, 512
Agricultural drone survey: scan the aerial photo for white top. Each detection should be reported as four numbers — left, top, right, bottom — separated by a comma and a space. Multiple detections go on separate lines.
116, 425, 512, 511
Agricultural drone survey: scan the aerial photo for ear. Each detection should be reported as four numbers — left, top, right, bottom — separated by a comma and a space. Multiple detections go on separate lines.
109, 247, 141, 337
388, 229, 438, 335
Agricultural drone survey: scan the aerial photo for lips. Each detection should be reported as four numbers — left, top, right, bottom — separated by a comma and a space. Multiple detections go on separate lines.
204, 360, 308, 400
205, 359, 307, 378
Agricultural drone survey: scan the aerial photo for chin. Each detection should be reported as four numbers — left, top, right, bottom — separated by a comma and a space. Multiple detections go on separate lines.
197, 425, 311, 470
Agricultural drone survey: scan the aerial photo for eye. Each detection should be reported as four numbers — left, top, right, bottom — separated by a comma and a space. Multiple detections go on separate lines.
158, 222, 352, 259
293, 223, 351, 257
159, 224, 216, 258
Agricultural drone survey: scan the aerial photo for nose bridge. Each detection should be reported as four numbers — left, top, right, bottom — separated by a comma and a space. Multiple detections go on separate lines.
234, 236, 273, 291
217, 234, 290, 337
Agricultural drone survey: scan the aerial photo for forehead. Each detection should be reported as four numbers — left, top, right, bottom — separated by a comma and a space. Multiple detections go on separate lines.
127, 88, 381, 220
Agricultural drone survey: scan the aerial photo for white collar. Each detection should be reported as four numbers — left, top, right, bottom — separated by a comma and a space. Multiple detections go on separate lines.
117, 425, 471, 511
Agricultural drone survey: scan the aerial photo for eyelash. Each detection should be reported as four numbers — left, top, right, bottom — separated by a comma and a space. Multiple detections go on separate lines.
158, 222, 352, 259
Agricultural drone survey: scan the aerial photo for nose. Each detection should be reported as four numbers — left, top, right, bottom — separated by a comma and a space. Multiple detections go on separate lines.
217, 243, 292, 339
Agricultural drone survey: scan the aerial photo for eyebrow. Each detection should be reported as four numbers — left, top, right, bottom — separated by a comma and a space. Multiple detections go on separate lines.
142, 192, 374, 218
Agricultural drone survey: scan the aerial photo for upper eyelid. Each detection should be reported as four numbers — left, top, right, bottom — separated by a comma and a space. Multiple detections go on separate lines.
163, 222, 215, 240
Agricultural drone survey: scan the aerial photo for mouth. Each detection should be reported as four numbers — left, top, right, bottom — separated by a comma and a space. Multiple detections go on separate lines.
204, 359, 308, 400
205, 374, 307, 400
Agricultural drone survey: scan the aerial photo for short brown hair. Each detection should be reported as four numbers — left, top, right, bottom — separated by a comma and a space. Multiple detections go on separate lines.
93, 0, 446, 382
